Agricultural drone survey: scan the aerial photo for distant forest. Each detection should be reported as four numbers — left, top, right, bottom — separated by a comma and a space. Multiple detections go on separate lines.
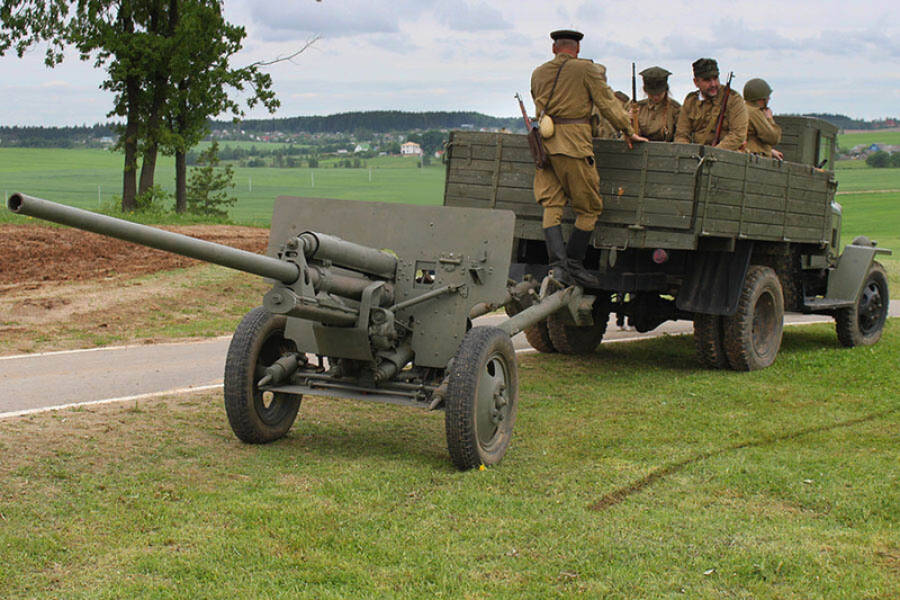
211, 111, 522, 135
0, 111, 895, 148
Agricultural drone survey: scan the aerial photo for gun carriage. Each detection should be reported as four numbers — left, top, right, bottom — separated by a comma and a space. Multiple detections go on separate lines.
8, 193, 598, 470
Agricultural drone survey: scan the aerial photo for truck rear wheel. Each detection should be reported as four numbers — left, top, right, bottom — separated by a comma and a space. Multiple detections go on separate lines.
723, 266, 784, 371
523, 321, 556, 353
224, 307, 302, 443
835, 261, 889, 347
693, 313, 729, 369
445, 327, 518, 470
546, 298, 610, 355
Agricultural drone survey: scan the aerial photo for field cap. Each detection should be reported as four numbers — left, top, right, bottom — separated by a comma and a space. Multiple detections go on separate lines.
692, 58, 719, 78
640, 66, 672, 94
550, 30, 584, 42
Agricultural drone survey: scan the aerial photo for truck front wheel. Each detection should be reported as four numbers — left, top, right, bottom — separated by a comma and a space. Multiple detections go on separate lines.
835, 261, 889, 347
723, 266, 784, 371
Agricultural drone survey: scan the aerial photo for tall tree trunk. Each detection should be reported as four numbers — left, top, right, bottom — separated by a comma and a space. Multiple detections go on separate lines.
138, 142, 159, 197
122, 75, 141, 212
175, 150, 187, 213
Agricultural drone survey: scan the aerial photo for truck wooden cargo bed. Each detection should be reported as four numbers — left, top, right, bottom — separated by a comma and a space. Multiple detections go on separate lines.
444, 131, 838, 251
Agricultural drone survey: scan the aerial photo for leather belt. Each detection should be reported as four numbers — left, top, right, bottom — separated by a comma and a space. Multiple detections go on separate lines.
551, 116, 591, 125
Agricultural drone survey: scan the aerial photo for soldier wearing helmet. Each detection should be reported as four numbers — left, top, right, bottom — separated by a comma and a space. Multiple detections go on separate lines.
674, 58, 747, 151
531, 29, 648, 287
630, 66, 681, 142
742, 78, 784, 160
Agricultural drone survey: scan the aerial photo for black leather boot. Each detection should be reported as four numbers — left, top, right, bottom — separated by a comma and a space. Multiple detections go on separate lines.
565, 227, 600, 288
543, 225, 572, 286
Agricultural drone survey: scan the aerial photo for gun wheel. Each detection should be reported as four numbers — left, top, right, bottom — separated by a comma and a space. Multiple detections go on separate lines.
723, 265, 784, 371
835, 261, 889, 347
546, 297, 610, 355
693, 313, 729, 369
224, 307, 302, 443
445, 327, 518, 470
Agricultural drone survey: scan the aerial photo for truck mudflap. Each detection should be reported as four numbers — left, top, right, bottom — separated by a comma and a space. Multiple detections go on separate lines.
803, 239, 893, 312
675, 241, 753, 316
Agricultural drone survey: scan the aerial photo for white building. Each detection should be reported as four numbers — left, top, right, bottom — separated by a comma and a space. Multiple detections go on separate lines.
400, 141, 423, 156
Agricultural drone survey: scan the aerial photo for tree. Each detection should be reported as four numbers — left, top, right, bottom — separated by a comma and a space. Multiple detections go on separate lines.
185, 141, 235, 218
891, 153, 900, 168
0, 1, 291, 212
866, 150, 890, 168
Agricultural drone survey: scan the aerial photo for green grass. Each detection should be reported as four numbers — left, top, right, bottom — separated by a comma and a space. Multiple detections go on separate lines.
0, 147, 444, 226
835, 167, 900, 192
1, 322, 897, 598
838, 130, 900, 148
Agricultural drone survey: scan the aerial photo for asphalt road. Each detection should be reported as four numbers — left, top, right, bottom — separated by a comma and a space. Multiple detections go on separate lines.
2, 301, 897, 418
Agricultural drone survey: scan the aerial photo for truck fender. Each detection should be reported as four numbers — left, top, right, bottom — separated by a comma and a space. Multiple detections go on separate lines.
822, 238, 892, 306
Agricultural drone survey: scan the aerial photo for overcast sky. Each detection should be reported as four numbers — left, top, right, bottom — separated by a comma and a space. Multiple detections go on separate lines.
1, 0, 897, 126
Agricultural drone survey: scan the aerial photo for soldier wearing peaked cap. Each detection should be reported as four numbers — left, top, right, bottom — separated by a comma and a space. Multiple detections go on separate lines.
531, 29, 648, 287
674, 58, 748, 151
742, 78, 784, 160
630, 66, 681, 142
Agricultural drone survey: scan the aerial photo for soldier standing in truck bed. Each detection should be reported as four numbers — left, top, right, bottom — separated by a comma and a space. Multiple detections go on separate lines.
531, 29, 647, 287
630, 66, 681, 142
674, 58, 747, 151
742, 78, 784, 160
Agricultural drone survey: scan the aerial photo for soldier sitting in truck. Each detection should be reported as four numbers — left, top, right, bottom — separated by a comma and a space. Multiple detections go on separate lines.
674, 58, 747, 151
741, 78, 784, 160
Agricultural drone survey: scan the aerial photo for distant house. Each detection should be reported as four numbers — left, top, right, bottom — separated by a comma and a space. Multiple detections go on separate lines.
401, 141, 423, 156
354, 143, 371, 153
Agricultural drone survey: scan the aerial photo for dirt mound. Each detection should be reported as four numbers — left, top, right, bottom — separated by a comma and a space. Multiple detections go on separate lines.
0, 224, 271, 286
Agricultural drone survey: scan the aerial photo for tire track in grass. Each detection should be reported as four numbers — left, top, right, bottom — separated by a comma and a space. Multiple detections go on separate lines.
589, 408, 896, 511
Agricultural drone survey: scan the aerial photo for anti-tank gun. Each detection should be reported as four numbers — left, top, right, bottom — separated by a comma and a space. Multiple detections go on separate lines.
8, 193, 596, 469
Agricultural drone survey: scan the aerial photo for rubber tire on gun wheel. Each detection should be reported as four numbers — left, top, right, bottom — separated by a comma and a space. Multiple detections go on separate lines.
693, 313, 729, 369
445, 327, 518, 470
546, 297, 610, 355
723, 265, 784, 371
224, 307, 302, 443
835, 261, 889, 347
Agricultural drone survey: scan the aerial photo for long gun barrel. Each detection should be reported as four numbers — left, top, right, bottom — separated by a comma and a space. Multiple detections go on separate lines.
8, 193, 302, 283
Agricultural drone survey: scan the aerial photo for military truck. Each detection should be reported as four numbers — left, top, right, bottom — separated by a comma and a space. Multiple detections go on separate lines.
443, 116, 891, 370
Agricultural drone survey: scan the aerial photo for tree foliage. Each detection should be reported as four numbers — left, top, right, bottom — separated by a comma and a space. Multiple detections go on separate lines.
185, 141, 236, 218
865, 150, 891, 168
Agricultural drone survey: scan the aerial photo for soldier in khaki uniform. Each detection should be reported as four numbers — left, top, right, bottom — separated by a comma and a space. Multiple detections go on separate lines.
532, 29, 647, 286
674, 58, 747, 151
630, 67, 681, 142
742, 78, 784, 160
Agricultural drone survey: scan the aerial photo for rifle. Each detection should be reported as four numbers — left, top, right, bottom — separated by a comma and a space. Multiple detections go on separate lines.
515, 93, 549, 169
711, 71, 734, 146
631, 62, 640, 133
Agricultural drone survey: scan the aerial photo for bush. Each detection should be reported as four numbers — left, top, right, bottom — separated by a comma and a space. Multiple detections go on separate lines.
891, 153, 900, 168
186, 141, 237, 219
866, 150, 891, 168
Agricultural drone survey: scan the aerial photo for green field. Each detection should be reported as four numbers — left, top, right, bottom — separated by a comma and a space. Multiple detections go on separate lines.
838, 130, 900, 148
0, 148, 444, 226
1, 324, 897, 598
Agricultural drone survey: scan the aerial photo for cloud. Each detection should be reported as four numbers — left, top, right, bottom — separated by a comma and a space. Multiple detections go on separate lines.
433, 1, 511, 32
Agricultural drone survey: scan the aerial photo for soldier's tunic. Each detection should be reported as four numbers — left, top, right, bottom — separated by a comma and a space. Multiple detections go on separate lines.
674, 90, 748, 151
634, 96, 681, 142
531, 53, 634, 230
744, 102, 782, 156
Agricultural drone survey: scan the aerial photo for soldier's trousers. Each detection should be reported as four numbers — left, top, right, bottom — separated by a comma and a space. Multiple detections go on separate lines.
533, 153, 603, 230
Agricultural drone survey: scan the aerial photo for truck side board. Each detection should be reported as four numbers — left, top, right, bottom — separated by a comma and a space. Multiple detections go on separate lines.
444, 131, 837, 252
